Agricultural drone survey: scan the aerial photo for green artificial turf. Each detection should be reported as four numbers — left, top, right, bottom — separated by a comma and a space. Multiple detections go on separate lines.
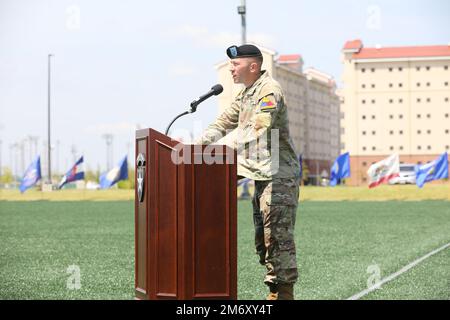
0, 200, 449, 300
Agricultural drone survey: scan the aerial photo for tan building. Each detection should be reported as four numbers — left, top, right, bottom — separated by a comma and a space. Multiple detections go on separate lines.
215, 46, 340, 184
341, 40, 450, 185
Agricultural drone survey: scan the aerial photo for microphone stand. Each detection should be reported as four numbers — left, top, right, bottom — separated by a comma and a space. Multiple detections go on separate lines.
165, 102, 199, 136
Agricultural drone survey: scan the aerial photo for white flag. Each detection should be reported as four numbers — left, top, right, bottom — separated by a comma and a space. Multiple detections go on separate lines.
367, 154, 400, 188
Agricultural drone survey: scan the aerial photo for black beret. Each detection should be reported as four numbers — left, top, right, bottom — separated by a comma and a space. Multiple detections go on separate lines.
226, 44, 263, 59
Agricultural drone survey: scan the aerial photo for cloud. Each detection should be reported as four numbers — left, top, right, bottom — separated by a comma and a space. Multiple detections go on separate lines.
164, 24, 276, 48
84, 122, 139, 135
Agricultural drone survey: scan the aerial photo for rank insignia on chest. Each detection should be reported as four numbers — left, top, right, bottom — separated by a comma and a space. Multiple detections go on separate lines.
259, 97, 276, 111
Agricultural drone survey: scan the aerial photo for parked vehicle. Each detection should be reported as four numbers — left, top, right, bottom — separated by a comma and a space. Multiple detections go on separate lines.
389, 164, 416, 184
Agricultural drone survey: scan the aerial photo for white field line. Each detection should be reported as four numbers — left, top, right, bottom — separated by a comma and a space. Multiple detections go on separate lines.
347, 241, 450, 300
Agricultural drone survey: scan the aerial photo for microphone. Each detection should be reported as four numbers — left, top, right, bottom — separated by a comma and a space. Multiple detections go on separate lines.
165, 84, 224, 136
190, 84, 223, 111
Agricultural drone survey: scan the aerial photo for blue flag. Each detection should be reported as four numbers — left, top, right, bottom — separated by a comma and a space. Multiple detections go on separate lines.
329, 152, 350, 186
298, 154, 303, 178
415, 152, 448, 188
58, 156, 85, 189
99, 155, 128, 189
19, 156, 42, 193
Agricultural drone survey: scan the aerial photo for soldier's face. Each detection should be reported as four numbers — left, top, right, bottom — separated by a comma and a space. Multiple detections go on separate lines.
229, 58, 253, 84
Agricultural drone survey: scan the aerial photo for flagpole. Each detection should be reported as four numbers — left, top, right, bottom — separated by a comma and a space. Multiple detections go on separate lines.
47, 54, 54, 185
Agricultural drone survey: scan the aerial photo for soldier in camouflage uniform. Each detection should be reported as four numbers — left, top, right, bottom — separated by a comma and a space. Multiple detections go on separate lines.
196, 44, 300, 300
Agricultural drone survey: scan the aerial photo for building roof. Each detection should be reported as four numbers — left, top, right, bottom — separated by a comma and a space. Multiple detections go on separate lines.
277, 54, 302, 63
343, 39, 450, 59
343, 39, 363, 51
354, 45, 450, 59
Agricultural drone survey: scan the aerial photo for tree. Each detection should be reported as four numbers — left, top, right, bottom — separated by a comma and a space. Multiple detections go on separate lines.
0, 167, 13, 184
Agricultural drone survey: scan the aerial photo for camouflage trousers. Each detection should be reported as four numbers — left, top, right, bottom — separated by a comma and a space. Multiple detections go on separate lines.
252, 177, 300, 285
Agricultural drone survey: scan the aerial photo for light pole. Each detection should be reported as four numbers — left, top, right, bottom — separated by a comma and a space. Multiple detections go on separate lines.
47, 54, 54, 184
102, 134, 113, 171
237, 0, 246, 45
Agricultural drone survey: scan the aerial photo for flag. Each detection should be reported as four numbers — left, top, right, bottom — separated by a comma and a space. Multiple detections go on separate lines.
19, 156, 41, 193
58, 156, 85, 189
415, 152, 448, 188
298, 154, 303, 178
367, 154, 400, 188
237, 177, 251, 187
99, 155, 128, 189
329, 152, 350, 186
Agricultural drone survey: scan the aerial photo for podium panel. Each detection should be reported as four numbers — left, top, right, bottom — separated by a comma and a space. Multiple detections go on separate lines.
135, 128, 237, 300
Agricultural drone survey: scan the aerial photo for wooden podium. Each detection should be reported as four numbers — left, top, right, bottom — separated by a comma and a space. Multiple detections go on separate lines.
134, 128, 237, 300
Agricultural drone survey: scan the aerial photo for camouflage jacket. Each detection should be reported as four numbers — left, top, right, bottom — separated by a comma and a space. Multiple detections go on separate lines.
197, 71, 300, 180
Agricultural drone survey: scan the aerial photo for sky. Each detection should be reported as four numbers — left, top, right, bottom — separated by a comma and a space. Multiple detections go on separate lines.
1, 0, 449, 177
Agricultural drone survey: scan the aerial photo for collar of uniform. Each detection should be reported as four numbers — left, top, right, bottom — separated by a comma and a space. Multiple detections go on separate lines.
243, 70, 268, 97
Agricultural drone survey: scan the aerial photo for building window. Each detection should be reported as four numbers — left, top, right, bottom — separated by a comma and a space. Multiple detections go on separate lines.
427, 130, 431, 134
362, 177, 367, 182
426, 82, 430, 87
427, 114, 431, 118
372, 99, 376, 104
399, 130, 403, 135
341, 112, 345, 119
371, 84, 375, 88
389, 130, 394, 135
446, 145, 450, 150
399, 114, 403, 119
416, 66, 421, 71
362, 84, 366, 89
445, 66, 449, 70
362, 99, 366, 104
372, 131, 376, 135
445, 82, 449, 86
399, 99, 403, 103
372, 146, 376, 151
389, 114, 394, 119
371, 115, 376, 119
445, 114, 449, 118
427, 146, 431, 150
390, 146, 394, 151
426, 66, 430, 71
399, 146, 404, 150
389, 67, 393, 72
417, 82, 421, 87
445, 129, 449, 134
362, 115, 366, 120
399, 83, 403, 88
362, 131, 366, 135
418, 146, 422, 150
417, 98, 421, 103
427, 98, 431, 103
389, 83, 393, 88
362, 68, 366, 73
417, 130, 421, 134
362, 146, 367, 151
417, 114, 421, 119
399, 67, 403, 71
371, 68, 375, 73
362, 161, 367, 166
446, 97, 449, 102
389, 99, 393, 104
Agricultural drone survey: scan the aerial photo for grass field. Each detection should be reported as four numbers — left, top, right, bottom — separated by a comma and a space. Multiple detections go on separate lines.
1, 198, 449, 300
1, 183, 450, 202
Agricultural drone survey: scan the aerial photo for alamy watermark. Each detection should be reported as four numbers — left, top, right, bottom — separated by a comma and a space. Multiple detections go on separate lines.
66, 264, 81, 290
367, 263, 382, 290
66, 5, 81, 30
170, 128, 280, 172
366, 5, 382, 31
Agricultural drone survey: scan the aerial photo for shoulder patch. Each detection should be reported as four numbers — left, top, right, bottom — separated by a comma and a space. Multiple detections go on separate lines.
259, 95, 277, 112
